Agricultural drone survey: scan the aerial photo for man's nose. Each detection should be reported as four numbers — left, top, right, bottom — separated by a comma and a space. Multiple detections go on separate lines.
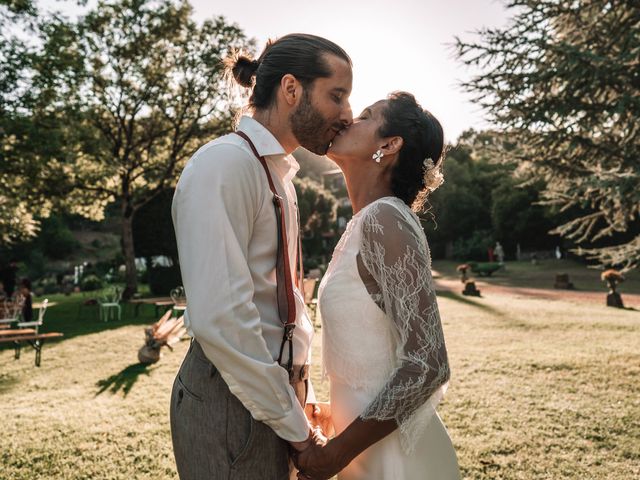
340, 103, 353, 127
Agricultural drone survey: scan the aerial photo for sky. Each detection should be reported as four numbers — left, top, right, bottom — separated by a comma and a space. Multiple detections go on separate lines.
38, 0, 513, 142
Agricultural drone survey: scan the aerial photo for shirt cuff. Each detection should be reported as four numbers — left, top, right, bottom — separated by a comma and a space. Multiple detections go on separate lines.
262, 395, 310, 442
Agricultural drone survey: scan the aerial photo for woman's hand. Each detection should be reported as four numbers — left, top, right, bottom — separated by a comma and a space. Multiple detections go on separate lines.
305, 402, 334, 438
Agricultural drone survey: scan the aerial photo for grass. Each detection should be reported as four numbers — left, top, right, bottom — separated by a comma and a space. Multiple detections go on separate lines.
432, 259, 640, 293
1, 273, 639, 479
439, 291, 639, 479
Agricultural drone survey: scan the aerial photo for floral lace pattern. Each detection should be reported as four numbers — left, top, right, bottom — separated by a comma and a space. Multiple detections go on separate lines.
356, 198, 451, 454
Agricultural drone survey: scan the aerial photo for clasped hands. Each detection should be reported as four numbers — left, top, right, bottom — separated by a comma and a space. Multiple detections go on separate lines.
289, 402, 347, 480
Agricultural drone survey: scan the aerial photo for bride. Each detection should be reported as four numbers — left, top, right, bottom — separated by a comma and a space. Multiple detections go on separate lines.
296, 92, 460, 480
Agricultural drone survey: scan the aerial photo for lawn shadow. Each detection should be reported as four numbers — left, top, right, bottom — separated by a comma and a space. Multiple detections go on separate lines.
436, 289, 505, 317
95, 362, 157, 397
0, 372, 20, 395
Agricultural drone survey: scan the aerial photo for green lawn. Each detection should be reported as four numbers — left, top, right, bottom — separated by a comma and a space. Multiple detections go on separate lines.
1, 281, 639, 479
432, 259, 640, 294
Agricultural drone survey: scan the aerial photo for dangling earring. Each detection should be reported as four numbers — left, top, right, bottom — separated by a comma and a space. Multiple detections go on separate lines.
372, 149, 384, 163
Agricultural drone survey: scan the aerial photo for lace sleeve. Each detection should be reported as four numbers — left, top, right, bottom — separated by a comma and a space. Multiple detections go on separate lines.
356, 199, 451, 454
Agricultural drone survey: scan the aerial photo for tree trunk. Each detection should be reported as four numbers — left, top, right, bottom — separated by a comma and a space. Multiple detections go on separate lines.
121, 205, 138, 300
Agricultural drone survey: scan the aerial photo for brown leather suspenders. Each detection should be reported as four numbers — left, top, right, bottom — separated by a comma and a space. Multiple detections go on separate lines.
233, 131, 303, 378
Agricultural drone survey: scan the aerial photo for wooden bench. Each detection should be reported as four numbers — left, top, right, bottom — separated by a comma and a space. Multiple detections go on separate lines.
0, 329, 64, 367
129, 297, 186, 317
129, 297, 171, 317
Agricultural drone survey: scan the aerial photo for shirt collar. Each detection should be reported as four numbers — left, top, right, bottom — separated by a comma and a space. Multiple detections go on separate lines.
237, 115, 300, 179
237, 116, 286, 157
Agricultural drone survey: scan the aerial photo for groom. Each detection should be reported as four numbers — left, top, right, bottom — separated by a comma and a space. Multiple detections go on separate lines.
170, 34, 353, 479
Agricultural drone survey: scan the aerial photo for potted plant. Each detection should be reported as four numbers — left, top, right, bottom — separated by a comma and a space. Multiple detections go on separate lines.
456, 264, 470, 283
601, 269, 624, 308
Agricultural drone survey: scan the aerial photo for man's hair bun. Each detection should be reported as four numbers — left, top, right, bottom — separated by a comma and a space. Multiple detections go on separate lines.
228, 53, 260, 88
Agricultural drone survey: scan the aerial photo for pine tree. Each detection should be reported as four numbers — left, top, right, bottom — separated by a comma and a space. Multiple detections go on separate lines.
456, 0, 640, 271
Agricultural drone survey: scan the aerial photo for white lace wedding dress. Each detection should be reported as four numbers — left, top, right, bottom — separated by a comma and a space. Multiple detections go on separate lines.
318, 196, 460, 480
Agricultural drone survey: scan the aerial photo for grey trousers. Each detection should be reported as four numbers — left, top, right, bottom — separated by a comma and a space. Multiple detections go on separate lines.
170, 340, 291, 480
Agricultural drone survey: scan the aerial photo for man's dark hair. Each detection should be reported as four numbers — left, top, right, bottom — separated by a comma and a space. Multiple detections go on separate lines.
227, 33, 351, 110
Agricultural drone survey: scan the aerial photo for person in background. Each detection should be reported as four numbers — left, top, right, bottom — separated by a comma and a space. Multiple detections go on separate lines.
495, 242, 505, 264
19, 278, 33, 323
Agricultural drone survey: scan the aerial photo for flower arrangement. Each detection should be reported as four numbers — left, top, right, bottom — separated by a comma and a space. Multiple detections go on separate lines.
601, 269, 624, 291
457, 263, 471, 283
138, 310, 187, 364
601, 269, 625, 308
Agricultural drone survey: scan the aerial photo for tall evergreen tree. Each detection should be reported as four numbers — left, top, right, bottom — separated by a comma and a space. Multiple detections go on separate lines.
456, 0, 640, 271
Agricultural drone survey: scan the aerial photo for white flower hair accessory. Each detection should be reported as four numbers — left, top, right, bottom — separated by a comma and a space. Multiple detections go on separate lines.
422, 156, 444, 192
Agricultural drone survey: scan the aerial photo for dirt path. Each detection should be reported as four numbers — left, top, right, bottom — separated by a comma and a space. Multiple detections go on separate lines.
434, 276, 640, 310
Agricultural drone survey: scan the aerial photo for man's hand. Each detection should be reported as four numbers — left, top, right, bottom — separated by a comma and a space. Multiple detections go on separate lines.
304, 402, 334, 438
289, 429, 315, 453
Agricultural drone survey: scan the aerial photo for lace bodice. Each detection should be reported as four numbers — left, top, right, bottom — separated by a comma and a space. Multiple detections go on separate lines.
318, 196, 450, 454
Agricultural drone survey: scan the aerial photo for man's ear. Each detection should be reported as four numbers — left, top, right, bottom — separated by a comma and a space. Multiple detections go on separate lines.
281, 74, 302, 106
381, 136, 403, 156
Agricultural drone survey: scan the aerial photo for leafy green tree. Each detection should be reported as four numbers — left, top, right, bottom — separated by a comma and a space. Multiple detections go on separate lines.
490, 178, 558, 254
424, 129, 559, 260
132, 188, 177, 263
0, 0, 52, 243
456, 0, 640, 271
293, 176, 338, 262
425, 131, 503, 257
51, 0, 250, 297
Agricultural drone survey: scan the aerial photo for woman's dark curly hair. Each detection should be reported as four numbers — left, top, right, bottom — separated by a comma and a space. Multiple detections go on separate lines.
378, 92, 445, 212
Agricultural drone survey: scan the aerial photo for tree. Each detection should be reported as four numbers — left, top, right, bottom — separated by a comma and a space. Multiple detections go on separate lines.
0, 0, 55, 243
52, 0, 250, 297
424, 131, 504, 257
423, 129, 559, 260
293, 176, 338, 262
456, 0, 640, 271
132, 188, 177, 263
490, 177, 558, 254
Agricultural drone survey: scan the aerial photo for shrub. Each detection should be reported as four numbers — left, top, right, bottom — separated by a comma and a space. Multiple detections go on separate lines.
37, 276, 60, 294
469, 262, 502, 277
81, 274, 103, 291
452, 230, 494, 261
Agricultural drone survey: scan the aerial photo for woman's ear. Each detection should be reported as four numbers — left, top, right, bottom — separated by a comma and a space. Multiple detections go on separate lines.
280, 74, 301, 106
381, 136, 403, 156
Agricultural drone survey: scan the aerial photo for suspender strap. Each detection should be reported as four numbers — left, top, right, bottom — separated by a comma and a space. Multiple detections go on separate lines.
233, 130, 300, 378
296, 209, 305, 295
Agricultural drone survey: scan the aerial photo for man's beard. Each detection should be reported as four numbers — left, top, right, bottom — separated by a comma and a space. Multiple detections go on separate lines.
290, 89, 333, 155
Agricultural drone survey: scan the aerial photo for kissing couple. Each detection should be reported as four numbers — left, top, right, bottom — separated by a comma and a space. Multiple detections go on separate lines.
170, 33, 460, 480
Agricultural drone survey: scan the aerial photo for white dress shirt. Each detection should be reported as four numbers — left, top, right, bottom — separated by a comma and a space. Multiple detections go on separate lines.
172, 116, 314, 442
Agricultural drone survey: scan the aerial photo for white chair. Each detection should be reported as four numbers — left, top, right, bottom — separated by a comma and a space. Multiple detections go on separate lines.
17, 298, 48, 333
99, 287, 123, 322
170, 286, 186, 317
